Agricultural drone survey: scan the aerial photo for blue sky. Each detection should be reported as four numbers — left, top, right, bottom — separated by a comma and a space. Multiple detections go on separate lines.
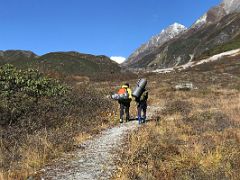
0, 0, 221, 60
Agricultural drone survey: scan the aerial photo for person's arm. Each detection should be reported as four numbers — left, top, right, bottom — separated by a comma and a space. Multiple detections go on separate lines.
145, 91, 148, 100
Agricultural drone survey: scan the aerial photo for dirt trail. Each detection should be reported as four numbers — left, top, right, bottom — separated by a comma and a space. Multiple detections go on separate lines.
42, 106, 157, 180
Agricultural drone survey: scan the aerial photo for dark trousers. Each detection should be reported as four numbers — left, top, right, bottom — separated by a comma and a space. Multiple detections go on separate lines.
137, 101, 147, 123
120, 102, 130, 121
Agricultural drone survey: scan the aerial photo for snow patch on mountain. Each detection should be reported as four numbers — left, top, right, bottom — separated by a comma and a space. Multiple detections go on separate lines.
146, 23, 187, 48
153, 48, 240, 73
177, 48, 240, 71
192, 14, 207, 28
223, 0, 240, 13
171, 23, 186, 34
191, 0, 240, 29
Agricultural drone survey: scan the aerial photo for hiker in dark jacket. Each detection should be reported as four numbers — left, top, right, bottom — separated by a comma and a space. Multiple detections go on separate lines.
135, 88, 148, 124
118, 83, 132, 123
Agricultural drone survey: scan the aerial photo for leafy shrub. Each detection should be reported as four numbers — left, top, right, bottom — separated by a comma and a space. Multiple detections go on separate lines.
0, 65, 115, 178
0, 64, 68, 125
0, 64, 67, 98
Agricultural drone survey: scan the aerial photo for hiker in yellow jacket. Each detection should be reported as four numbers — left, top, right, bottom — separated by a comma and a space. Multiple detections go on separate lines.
118, 83, 132, 123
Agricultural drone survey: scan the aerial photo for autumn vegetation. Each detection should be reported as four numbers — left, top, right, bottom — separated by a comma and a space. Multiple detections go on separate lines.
0, 56, 239, 180
116, 70, 240, 179
0, 64, 116, 179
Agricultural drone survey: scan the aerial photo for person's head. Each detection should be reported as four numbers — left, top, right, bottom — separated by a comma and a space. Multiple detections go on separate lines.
124, 83, 130, 88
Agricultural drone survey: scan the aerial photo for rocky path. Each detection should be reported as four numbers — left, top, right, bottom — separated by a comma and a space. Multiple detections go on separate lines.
42, 106, 157, 180
42, 121, 137, 180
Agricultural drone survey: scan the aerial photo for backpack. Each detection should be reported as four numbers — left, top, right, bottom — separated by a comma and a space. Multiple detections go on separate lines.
118, 88, 129, 101
139, 90, 148, 102
118, 88, 127, 95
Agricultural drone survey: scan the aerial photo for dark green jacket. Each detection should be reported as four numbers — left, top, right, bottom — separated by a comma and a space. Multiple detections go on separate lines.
136, 90, 148, 103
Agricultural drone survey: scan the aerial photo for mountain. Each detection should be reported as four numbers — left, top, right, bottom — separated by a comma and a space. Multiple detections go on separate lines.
125, 0, 240, 69
0, 50, 120, 75
0, 50, 38, 68
124, 23, 187, 66
223, 0, 240, 13
36, 51, 120, 75
192, 4, 226, 29
191, 0, 240, 29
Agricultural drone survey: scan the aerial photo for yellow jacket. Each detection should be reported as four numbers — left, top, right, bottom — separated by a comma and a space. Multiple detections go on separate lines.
121, 85, 132, 100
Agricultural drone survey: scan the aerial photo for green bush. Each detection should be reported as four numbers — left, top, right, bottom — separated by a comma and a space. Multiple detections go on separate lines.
0, 64, 68, 125
0, 65, 115, 176
0, 64, 68, 98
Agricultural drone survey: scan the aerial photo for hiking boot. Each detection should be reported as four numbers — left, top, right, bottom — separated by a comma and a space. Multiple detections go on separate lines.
138, 117, 142, 124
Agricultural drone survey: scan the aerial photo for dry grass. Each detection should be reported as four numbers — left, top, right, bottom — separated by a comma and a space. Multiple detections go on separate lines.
1, 64, 239, 179
116, 71, 240, 180
0, 83, 118, 180
0, 71, 139, 180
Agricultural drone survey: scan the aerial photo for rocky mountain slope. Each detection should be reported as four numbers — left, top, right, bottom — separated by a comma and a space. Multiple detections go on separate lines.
124, 23, 187, 66
125, 0, 240, 69
223, 0, 240, 13
0, 50, 120, 75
